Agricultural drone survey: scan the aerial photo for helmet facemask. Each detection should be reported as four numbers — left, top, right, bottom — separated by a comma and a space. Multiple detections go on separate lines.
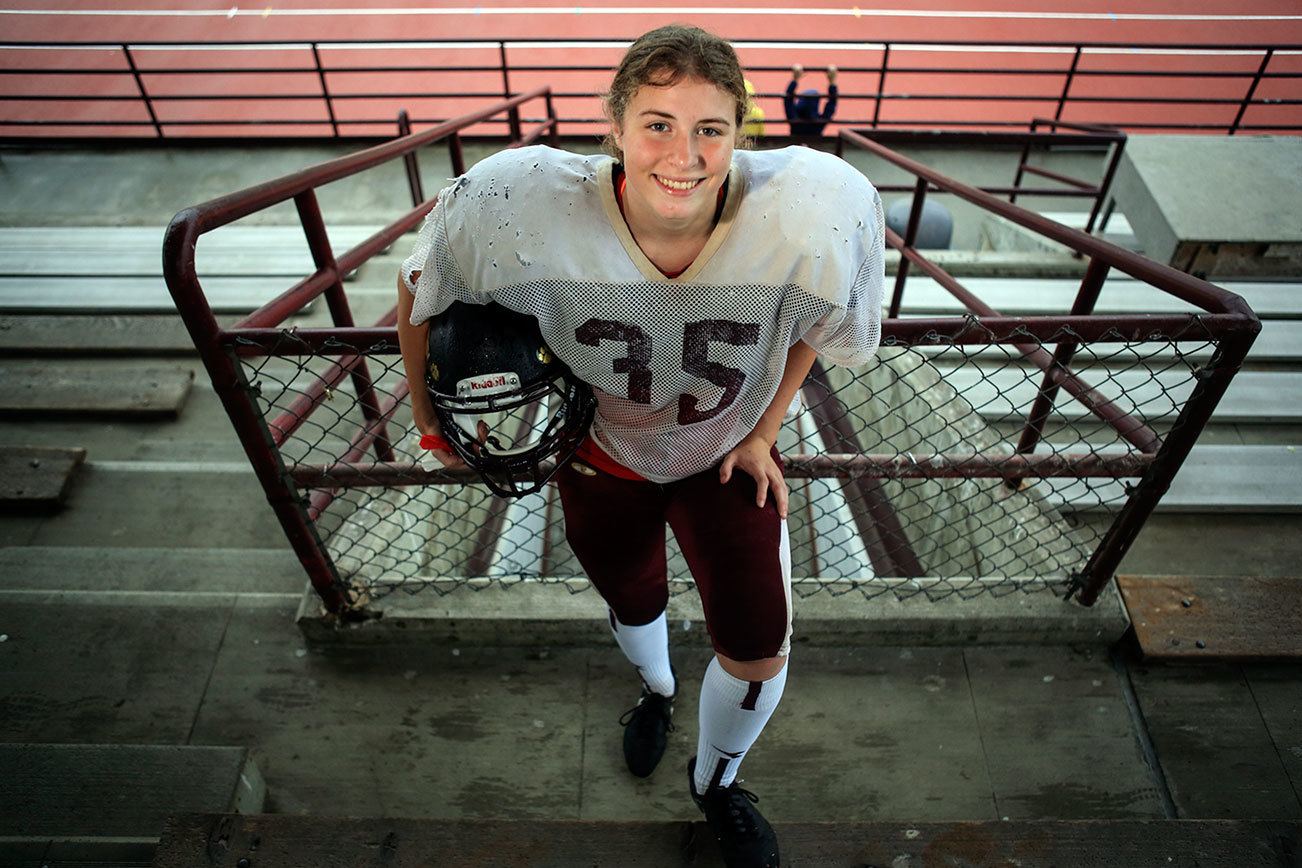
434, 371, 592, 497
425, 302, 595, 498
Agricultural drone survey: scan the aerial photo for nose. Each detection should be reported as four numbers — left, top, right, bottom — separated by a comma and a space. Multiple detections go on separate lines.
668, 131, 700, 170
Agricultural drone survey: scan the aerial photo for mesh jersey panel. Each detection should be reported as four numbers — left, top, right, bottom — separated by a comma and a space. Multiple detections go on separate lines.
402, 144, 884, 483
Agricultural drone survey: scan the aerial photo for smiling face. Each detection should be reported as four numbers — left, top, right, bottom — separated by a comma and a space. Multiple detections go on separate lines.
613, 76, 739, 238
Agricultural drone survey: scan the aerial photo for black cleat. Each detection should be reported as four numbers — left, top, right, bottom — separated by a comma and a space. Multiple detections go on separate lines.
688, 756, 780, 868
619, 678, 676, 778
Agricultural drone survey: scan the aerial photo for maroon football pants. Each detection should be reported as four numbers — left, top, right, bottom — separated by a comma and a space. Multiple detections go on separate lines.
555, 449, 792, 662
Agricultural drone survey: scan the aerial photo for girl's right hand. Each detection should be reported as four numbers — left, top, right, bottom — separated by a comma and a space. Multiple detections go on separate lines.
414, 404, 466, 469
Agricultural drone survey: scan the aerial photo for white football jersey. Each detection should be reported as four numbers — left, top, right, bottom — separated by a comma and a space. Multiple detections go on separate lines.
403, 144, 884, 483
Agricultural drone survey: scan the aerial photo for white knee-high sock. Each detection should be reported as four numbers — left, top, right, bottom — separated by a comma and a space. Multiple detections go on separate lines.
609, 609, 676, 697
694, 656, 788, 792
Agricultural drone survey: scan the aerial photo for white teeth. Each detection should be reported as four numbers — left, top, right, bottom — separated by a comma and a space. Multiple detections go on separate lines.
657, 176, 701, 191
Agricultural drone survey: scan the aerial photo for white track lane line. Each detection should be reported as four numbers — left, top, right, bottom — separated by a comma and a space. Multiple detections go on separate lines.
5, 40, 1297, 58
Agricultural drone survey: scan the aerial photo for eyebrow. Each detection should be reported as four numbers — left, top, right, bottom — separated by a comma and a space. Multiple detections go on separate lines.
638, 109, 731, 125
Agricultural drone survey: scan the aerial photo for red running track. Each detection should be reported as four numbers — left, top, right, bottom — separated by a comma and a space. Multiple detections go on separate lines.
1, 0, 1300, 137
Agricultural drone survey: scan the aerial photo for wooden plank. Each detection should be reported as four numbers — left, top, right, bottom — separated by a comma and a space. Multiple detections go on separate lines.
0, 277, 319, 314
151, 815, 1302, 867
0, 365, 194, 417
0, 744, 262, 838
0, 445, 84, 507
1118, 575, 1302, 659
0, 838, 156, 867
1129, 662, 1302, 819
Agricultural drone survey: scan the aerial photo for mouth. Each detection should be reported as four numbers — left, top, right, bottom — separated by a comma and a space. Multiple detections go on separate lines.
653, 174, 704, 195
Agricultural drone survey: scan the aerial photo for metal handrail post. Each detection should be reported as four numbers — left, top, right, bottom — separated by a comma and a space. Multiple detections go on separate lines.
500, 41, 522, 141
1010, 118, 1038, 205
397, 109, 424, 207
1072, 328, 1259, 605
887, 177, 928, 318
1085, 133, 1126, 234
872, 43, 890, 129
1013, 256, 1112, 469
294, 189, 395, 462
311, 43, 339, 137
804, 362, 925, 578
1054, 46, 1083, 122
545, 91, 559, 147
163, 215, 348, 612
122, 45, 163, 138
1229, 49, 1273, 135
448, 131, 466, 176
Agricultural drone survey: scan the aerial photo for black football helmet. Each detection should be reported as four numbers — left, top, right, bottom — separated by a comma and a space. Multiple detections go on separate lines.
425, 301, 595, 497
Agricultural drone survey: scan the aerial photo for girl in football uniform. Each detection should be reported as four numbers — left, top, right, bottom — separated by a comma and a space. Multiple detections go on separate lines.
398, 25, 884, 867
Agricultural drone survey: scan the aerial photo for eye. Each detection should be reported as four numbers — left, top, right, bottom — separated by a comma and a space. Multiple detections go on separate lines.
698, 127, 724, 137
647, 121, 669, 132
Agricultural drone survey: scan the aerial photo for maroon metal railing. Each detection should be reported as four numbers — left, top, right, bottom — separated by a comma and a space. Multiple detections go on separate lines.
162, 98, 1258, 614
163, 87, 557, 611
835, 124, 1127, 240
5, 37, 1300, 140
837, 126, 1259, 604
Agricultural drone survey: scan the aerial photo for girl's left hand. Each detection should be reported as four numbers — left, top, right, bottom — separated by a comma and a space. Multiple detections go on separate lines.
720, 434, 788, 519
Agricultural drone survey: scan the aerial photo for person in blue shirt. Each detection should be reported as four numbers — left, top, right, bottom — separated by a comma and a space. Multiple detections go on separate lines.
784, 64, 838, 136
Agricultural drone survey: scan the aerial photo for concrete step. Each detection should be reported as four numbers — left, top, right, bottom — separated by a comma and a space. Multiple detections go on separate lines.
1040, 210, 1139, 248
0, 445, 84, 509
150, 814, 1301, 868
0, 546, 305, 595
298, 575, 1131, 647
0, 461, 287, 550
0, 743, 264, 839
0, 362, 194, 418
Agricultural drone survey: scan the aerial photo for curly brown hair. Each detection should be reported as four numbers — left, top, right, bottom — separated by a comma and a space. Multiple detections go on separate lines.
602, 24, 751, 162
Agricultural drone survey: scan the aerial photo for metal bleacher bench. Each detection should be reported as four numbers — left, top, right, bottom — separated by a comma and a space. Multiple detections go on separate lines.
894, 276, 1302, 320
1047, 444, 1302, 513
0, 225, 385, 314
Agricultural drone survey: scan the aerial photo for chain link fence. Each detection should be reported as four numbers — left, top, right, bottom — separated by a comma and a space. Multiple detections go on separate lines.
235, 314, 1225, 606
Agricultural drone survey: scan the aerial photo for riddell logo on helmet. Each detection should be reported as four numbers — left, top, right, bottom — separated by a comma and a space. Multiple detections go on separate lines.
468, 374, 509, 392
455, 371, 518, 399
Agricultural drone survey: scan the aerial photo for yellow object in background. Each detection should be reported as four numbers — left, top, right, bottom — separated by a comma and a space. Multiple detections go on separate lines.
743, 78, 766, 137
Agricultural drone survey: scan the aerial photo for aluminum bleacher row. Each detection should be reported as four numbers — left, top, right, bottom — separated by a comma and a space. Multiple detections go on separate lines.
0, 226, 381, 313
1, 212, 1298, 516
